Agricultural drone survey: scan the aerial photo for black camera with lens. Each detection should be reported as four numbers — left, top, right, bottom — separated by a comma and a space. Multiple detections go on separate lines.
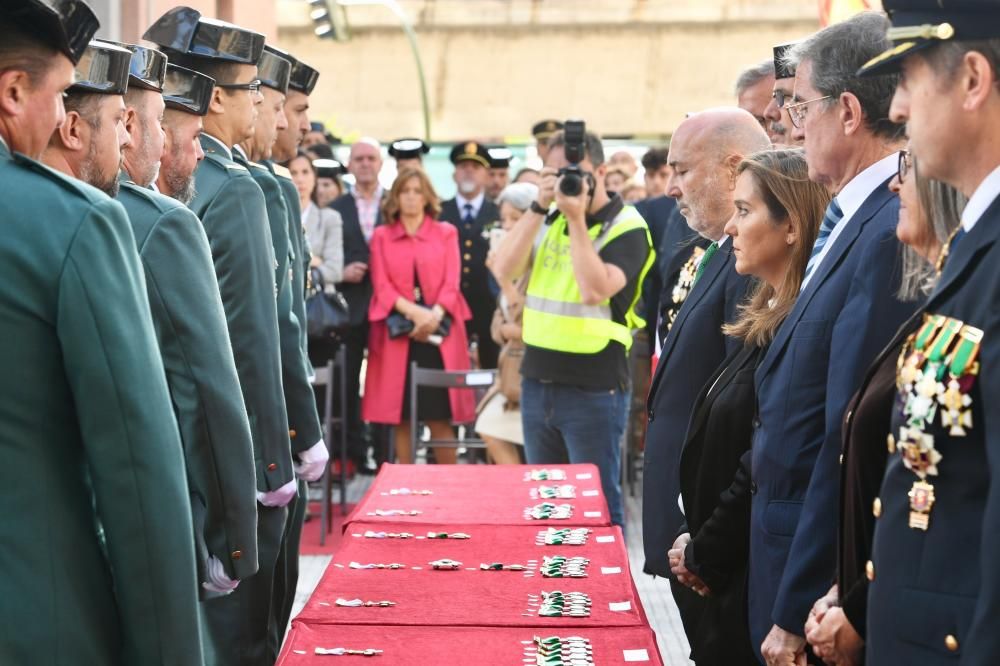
557, 119, 594, 197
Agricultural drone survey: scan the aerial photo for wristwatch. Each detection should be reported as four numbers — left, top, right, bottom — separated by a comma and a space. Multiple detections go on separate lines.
530, 200, 549, 216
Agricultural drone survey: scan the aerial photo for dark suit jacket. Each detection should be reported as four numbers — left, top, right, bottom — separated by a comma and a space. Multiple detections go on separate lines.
439, 196, 501, 323
868, 194, 1000, 666
642, 238, 753, 578
748, 176, 916, 655
678, 343, 763, 665
634, 195, 676, 343
331, 191, 382, 327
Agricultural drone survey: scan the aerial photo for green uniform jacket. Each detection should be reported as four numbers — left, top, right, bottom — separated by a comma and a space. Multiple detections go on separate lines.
236, 153, 322, 455
189, 135, 293, 491
116, 177, 259, 584
0, 142, 202, 664
270, 165, 312, 355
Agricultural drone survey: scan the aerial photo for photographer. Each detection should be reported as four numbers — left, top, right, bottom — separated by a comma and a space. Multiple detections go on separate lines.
492, 123, 654, 527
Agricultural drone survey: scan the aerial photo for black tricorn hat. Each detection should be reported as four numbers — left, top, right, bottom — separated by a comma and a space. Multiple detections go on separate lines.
858, 0, 1000, 77
1, 0, 100, 65
68, 40, 132, 96
265, 44, 320, 95
108, 41, 168, 92
143, 6, 264, 65
259, 46, 292, 94
162, 63, 215, 116
487, 146, 513, 169
313, 158, 347, 179
388, 138, 430, 160
772, 41, 798, 80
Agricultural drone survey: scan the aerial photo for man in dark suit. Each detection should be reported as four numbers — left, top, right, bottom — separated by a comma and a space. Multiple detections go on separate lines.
641, 108, 765, 648
749, 14, 916, 665
633, 146, 676, 349
439, 141, 502, 369
855, 4, 1000, 664
332, 137, 385, 470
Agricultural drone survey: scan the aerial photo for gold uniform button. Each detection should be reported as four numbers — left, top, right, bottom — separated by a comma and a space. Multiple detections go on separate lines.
232, 550, 242, 560
945, 635, 959, 652
887, 433, 896, 453
289, 429, 297, 438
464, 240, 472, 247
463, 253, 471, 260
267, 463, 277, 471
839, 454, 844, 465
865, 560, 875, 581
872, 497, 882, 518
463, 267, 470, 274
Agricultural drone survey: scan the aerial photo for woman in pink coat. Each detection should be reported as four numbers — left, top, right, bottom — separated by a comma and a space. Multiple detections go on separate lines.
363, 167, 475, 463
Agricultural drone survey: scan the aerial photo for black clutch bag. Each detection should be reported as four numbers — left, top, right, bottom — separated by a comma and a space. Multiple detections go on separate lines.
386, 311, 452, 339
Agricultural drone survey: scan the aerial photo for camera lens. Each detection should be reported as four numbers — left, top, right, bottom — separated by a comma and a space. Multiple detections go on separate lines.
559, 173, 583, 196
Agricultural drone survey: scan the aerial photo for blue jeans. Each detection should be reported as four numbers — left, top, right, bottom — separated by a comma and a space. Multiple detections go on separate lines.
521, 377, 627, 526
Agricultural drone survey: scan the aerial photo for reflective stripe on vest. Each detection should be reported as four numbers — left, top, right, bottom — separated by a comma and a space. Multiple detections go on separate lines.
523, 205, 654, 354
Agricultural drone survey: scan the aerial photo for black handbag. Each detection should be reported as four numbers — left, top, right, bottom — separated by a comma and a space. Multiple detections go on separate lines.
306, 267, 351, 339
386, 268, 452, 339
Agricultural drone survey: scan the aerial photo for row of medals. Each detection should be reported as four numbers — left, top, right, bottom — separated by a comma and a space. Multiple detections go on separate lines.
523, 635, 595, 666
892, 313, 982, 530
665, 245, 705, 333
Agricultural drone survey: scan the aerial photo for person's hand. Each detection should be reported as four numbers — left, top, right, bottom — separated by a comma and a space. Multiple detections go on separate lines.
536, 167, 558, 209
761, 625, 807, 666
310, 255, 322, 268
804, 584, 839, 637
202, 555, 239, 595
410, 305, 440, 341
806, 607, 863, 666
256, 479, 298, 507
342, 261, 368, 283
499, 322, 521, 342
295, 439, 330, 482
554, 169, 590, 225
667, 533, 710, 596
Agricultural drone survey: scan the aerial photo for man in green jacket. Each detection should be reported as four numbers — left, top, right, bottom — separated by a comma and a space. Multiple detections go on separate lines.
115, 42, 260, 612
1, 11, 203, 663
144, 8, 295, 663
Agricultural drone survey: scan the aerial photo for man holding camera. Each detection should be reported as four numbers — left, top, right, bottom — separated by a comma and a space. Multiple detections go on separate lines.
493, 123, 654, 527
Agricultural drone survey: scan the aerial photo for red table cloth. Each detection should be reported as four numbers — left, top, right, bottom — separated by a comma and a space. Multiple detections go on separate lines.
295, 522, 644, 628
278, 623, 664, 665
345, 464, 611, 528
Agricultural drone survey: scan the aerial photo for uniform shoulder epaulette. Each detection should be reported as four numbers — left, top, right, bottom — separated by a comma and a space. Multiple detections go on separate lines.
248, 161, 270, 173
204, 150, 250, 175
271, 164, 293, 180
119, 180, 189, 215
12, 152, 108, 205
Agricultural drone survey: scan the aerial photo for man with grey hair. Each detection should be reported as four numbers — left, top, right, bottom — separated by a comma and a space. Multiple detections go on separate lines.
735, 59, 775, 131
748, 12, 916, 665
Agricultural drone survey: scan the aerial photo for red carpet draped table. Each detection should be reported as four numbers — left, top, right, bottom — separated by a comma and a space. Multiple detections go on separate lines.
344, 463, 612, 528
283, 464, 663, 665
278, 624, 664, 665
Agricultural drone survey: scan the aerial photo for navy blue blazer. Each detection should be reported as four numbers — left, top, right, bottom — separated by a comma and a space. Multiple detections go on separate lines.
748, 177, 915, 654
867, 193, 1000, 665
642, 238, 753, 578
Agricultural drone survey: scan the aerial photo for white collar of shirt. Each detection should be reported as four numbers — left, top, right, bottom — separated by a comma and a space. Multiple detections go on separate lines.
352, 184, 383, 202
150, 180, 160, 193
961, 164, 1000, 232
232, 143, 249, 162
800, 152, 898, 291
0, 134, 8, 152
203, 133, 233, 160
456, 191, 485, 218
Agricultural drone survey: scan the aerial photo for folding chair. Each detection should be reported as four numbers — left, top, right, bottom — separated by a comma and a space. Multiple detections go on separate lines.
387, 362, 496, 463
313, 347, 348, 546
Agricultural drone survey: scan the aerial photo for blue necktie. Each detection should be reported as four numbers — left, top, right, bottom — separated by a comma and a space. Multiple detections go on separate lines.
802, 197, 843, 285
462, 203, 474, 226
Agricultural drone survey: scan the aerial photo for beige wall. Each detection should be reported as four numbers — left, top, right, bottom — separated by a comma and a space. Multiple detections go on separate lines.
120, 0, 278, 45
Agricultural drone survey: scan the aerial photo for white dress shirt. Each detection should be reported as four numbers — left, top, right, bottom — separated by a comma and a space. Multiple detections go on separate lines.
961, 164, 1000, 233
456, 190, 486, 219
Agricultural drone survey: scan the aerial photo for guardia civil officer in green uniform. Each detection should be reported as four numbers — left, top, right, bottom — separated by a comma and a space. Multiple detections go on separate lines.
144, 7, 294, 663
114, 43, 260, 612
0, 9, 202, 664
857, 3, 1000, 664
266, 47, 329, 656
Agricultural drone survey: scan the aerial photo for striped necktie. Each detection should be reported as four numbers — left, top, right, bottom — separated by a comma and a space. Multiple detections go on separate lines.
802, 197, 843, 285
693, 241, 719, 285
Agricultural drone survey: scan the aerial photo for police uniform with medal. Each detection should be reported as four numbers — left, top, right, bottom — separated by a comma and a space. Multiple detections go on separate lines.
858, 3, 1000, 663
144, 8, 295, 662
114, 49, 261, 600
0, 4, 203, 662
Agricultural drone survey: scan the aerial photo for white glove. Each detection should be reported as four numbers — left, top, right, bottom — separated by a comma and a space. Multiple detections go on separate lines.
256, 479, 298, 507
202, 555, 239, 595
295, 439, 330, 482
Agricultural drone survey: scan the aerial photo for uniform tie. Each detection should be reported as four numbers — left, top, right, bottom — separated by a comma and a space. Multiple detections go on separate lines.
802, 197, 843, 286
462, 203, 474, 225
693, 241, 719, 285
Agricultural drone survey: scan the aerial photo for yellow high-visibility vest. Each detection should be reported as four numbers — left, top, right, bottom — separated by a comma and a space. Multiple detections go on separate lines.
523, 205, 654, 354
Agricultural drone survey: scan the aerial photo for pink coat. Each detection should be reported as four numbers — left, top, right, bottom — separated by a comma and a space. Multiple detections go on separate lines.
362, 216, 476, 425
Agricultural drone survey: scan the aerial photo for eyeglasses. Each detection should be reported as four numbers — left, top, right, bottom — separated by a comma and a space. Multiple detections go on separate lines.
217, 79, 262, 94
786, 94, 833, 128
771, 89, 789, 108
898, 150, 912, 183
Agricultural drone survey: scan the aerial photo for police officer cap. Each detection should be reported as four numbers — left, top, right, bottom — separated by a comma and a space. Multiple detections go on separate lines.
68, 40, 132, 96
259, 46, 292, 94
487, 147, 513, 169
313, 158, 346, 179
143, 6, 264, 66
108, 42, 167, 93
389, 138, 430, 160
162, 63, 215, 116
449, 141, 490, 168
773, 41, 798, 79
532, 119, 564, 140
1, 0, 100, 65
858, 0, 1000, 77
266, 45, 320, 95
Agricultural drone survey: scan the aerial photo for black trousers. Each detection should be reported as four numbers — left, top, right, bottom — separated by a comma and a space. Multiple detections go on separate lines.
267, 479, 307, 661
342, 322, 368, 461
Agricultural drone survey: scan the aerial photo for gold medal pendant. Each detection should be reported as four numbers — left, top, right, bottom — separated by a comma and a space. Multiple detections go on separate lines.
897, 426, 942, 479
908, 480, 936, 531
